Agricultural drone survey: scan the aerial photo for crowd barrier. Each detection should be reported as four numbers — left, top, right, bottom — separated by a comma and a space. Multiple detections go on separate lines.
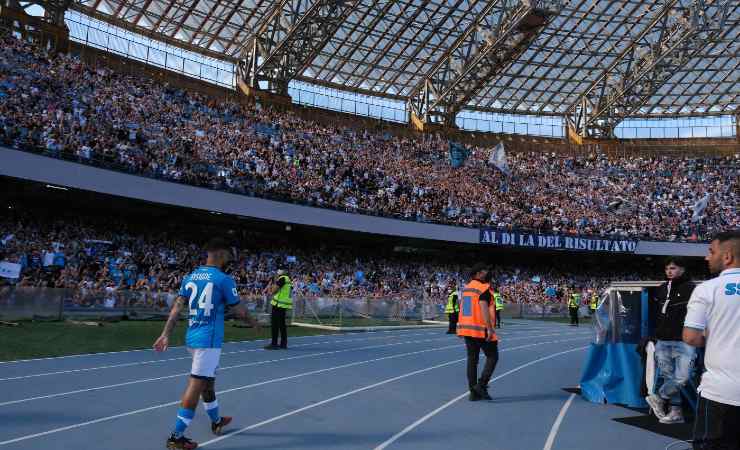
291, 294, 422, 326
420, 296, 587, 321
0, 286, 175, 320
0, 287, 590, 323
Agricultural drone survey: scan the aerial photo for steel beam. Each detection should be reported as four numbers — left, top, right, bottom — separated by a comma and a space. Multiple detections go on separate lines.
8, 0, 72, 25
566, 0, 733, 138
237, 0, 358, 96
406, 0, 562, 127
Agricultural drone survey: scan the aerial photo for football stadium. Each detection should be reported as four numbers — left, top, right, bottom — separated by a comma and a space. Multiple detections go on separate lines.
0, 0, 738, 449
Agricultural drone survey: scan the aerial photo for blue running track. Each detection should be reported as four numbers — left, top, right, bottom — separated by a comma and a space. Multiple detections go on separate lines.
0, 320, 681, 450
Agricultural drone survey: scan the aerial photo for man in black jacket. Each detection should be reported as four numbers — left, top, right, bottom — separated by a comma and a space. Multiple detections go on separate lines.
645, 257, 697, 425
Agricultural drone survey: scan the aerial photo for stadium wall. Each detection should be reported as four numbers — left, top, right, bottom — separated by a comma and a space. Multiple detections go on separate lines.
1, 147, 709, 257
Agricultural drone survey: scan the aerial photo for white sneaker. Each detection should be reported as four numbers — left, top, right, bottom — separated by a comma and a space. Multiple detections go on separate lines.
646, 395, 667, 420
659, 409, 685, 424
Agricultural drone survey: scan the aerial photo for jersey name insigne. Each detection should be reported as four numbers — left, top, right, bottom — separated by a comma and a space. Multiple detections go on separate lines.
179, 266, 240, 349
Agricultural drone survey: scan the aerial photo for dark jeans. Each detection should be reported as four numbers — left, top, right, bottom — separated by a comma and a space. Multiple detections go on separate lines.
693, 396, 740, 450
569, 307, 579, 326
448, 312, 458, 333
271, 306, 288, 347
464, 337, 499, 390
495, 310, 503, 328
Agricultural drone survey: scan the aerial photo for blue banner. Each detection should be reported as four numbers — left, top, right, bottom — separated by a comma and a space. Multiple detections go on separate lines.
479, 229, 638, 253
448, 141, 470, 168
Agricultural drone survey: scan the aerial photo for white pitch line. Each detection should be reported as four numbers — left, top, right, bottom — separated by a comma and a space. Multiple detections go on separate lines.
0, 335, 584, 446
0, 327, 557, 381
372, 345, 589, 450
0, 334, 305, 365
200, 340, 590, 448
200, 360, 464, 447
0, 323, 556, 366
0, 326, 438, 365
0, 331, 437, 381
0, 332, 587, 406
0, 343, 461, 447
0, 336, 448, 407
543, 393, 577, 450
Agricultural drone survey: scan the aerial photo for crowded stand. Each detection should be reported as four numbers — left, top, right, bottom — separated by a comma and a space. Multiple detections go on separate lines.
0, 208, 657, 307
1, 33, 737, 243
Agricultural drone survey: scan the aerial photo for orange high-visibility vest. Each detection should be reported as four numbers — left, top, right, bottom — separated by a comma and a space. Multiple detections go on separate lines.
457, 280, 498, 341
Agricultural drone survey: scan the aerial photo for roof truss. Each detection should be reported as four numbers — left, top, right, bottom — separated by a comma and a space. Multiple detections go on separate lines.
407, 0, 562, 127
237, 0, 358, 95
8, 0, 72, 25
566, 0, 734, 138
63, 0, 739, 121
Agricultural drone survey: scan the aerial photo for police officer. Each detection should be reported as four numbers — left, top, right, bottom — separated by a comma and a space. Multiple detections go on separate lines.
445, 287, 459, 334
264, 268, 292, 350
683, 231, 740, 450
457, 263, 499, 401
568, 289, 581, 327
494, 290, 504, 328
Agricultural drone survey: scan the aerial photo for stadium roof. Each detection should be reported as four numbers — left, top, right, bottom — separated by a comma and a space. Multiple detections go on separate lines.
73, 0, 738, 119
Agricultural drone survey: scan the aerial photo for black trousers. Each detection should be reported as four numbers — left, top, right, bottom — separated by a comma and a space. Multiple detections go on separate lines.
693, 396, 740, 450
569, 307, 579, 326
464, 337, 499, 391
495, 310, 503, 328
271, 306, 288, 347
448, 312, 458, 333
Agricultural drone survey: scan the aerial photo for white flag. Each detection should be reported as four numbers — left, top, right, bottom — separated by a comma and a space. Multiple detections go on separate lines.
488, 142, 510, 175
691, 193, 710, 222
0, 261, 21, 279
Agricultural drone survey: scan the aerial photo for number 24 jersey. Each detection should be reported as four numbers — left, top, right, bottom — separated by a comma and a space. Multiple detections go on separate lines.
179, 266, 240, 349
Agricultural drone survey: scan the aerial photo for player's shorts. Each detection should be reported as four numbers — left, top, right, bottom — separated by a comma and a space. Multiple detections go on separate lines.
188, 348, 222, 379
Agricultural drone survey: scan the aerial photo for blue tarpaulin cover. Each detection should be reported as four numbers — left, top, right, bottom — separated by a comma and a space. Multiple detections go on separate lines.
580, 343, 647, 408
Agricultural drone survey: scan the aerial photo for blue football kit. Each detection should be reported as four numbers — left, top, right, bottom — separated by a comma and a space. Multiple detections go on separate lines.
178, 266, 240, 349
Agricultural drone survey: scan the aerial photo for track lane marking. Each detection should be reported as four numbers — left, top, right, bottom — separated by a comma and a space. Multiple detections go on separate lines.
0, 331, 441, 381
201, 340, 590, 447
0, 335, 584, 446
0, 323, 558, 365
0, 332, 589, 406
0, 327, 560, 381
543, 393, 577, 450
0, 327, 432, 365
373, 346, 589, 450
0, 336, 449, 406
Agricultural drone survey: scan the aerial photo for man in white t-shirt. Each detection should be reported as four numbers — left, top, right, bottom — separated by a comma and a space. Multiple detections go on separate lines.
683, 231, 740, 450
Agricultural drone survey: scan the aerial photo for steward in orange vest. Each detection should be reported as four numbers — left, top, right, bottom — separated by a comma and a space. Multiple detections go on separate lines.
457, 263, 500, 401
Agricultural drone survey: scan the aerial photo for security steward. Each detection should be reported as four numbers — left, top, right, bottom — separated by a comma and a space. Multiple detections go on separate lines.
589, 291, 599, 316
264, 268, 292, 350
494, 291, 504, 328
568, 289, 581, 327
445, 287, 459, 334
457, 263, 499, 401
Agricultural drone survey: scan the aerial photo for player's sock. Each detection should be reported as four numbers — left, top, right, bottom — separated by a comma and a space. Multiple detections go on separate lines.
204, 400, 220, 424
173, 407, 195, 437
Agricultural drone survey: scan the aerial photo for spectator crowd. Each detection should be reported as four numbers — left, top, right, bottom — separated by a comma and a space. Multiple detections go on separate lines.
1, 32, 737, 243
0, 209, 654, 308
